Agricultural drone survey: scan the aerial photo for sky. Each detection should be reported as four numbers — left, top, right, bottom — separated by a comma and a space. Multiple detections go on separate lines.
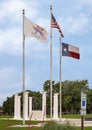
0, 0, 92, 105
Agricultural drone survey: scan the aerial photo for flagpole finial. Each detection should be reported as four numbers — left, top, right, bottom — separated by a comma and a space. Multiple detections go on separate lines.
50, 5, 52, 10
23, 9, 25, 14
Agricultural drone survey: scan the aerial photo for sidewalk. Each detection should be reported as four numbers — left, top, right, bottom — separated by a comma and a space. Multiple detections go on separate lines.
61, 118, 92, 126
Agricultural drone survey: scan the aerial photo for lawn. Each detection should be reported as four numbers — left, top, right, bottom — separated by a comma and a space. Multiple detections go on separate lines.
62, 114, 92, 119
0, 119, 41, 130
0, 114, 92, 130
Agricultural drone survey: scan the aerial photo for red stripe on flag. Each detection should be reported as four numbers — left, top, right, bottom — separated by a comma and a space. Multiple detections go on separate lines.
68, 51, 80, 59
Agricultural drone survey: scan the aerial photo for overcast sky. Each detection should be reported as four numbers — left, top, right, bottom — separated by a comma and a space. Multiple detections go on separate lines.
0, 0, 92, 105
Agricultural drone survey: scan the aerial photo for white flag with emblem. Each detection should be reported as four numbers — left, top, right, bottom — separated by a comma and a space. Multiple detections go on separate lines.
24, 17, 48, 43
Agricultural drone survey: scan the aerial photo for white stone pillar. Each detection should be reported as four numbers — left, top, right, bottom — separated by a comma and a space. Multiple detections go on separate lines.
17, 96, 21, 118
24, 91, 29, 120
53, 93, 59, 120
14, 93, 21, 119
42, 91, 47, 120
29, 97, 32, 119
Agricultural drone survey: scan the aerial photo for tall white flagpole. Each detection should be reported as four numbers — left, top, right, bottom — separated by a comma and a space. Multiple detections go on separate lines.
59, 37, 62, 121
50, 4, 53, 119
22, 9, 25, 125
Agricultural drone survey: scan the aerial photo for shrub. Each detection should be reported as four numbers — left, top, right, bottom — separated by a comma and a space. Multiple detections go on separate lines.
58, 122, 78, 130
41, 121, 58, 130
41, 121, 78, 130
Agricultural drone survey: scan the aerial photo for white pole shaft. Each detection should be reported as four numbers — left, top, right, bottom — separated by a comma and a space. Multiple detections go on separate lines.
50, 5, 52, 119
60, 37, 62, 121
22, 9, 25, 125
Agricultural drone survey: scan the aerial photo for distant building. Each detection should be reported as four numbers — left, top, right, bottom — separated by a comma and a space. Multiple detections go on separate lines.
0, 110, 4, 115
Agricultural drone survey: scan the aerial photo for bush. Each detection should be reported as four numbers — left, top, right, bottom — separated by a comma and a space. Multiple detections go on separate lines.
41, 121, 78, 130
58, 122, 78, 130
41, 121, 58, 130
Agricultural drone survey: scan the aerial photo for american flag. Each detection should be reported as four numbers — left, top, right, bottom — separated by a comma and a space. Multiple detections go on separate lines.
51, 13, 64, 38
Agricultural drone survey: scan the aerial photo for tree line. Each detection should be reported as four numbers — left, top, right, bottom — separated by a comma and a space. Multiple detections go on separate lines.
2, 80, 92, 115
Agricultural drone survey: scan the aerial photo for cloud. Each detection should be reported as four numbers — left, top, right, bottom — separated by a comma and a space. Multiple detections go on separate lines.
0, 0, 45, 22
0, 27, 22, 55
0, 0, 25, 20
0, 67, 18, 84
0, 67, 21, 101
77, 0, 92, 8
58, 0, 92, 35
62, 15, 90, 35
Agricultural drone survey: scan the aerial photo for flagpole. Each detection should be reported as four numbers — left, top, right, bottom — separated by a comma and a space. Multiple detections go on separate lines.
50, 4, 53, 119
22, 9, 25, 125
59, 37, 62, 121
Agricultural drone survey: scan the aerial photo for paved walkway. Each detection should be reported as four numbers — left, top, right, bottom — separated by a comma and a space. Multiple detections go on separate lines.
61, 118, 92, 126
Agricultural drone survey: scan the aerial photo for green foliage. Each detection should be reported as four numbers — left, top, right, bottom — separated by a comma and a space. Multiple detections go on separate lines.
3, 96, 14, 115
41, 121, 78, 130
41, 121, 58, 130
62, 80, 88, 113
43, 79, 92, 114
59, 123, 78, 130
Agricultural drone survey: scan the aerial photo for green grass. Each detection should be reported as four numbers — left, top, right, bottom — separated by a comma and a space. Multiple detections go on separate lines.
0, 119, 41, 130
47, 114, 92, 119
0, 115, 13, 118
0, 115, 92, 130
62, 114, 81, 118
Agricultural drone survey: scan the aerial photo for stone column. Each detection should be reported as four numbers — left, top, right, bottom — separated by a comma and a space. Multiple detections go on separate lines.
53, 93, 59, 120
29, 97, 32, 119
14, 93, 21, 119
42, 91, 47, 120
24, 91, 29, 120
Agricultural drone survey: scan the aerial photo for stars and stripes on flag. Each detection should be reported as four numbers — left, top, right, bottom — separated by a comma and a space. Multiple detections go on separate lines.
62, 42, 80, 59
51, 13, 64, 38
24, 17, 48, 43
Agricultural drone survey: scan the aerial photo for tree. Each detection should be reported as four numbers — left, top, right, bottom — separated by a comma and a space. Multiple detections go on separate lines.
62, 80, 89, 113
43, 79, 91, 114
3, 96, 14, 115
86, 89, 92, 113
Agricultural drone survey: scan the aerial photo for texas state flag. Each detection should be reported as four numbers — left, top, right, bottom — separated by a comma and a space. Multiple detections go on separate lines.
62, 42, 80, 59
